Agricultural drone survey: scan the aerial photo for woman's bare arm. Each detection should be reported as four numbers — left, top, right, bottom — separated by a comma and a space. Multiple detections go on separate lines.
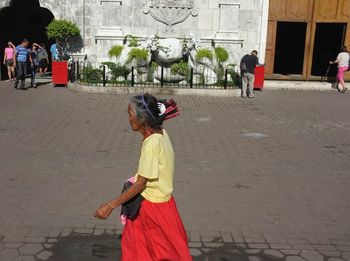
330, 58, 340, 64
8, 42, 15, 49
94, 176, 147, 220
33, 43, 43, 49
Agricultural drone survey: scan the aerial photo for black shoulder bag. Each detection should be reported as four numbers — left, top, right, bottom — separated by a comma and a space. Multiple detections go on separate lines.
120, 180, 144, 221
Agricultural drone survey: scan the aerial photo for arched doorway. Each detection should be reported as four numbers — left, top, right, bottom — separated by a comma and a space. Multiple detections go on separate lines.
0, 0, 54, 80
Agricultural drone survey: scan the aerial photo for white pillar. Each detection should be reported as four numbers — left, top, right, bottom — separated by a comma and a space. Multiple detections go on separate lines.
258, 0, 269, 64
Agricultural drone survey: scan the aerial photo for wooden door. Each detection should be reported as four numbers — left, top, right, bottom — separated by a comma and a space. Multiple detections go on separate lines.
265, 0, 313, 78
306, 0, 350, 80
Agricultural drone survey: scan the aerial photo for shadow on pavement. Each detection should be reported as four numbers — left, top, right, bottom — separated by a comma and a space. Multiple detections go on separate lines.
47, 234, 282, 261
193, 244, 283, 261
47, 234, 121, 261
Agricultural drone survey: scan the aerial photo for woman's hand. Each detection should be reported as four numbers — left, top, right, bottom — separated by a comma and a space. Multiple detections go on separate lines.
94, 176, 147, 221
94, 202, 115, 220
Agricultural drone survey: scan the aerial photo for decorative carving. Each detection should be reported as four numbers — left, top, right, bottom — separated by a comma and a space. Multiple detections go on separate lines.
288, 0, 310, 19
269, 0, 287, 20
315, 0, 337, 19
341, 0, 350, 18
143, 0, 198, 32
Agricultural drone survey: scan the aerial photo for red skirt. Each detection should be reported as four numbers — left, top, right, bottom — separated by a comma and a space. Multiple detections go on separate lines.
121, 197, 192, 261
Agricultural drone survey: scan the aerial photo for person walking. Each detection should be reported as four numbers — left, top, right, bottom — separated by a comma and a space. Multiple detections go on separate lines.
3, 42, 16, 81
14, 39, 32, 90
94, 94, 192, 261
330, 46, 349, 93
30, 43, 40, 88
37, 43, 49, 77
240, 50, 259, 98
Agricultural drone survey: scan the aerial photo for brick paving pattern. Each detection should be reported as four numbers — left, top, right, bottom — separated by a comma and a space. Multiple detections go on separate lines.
0, 82, 349, 260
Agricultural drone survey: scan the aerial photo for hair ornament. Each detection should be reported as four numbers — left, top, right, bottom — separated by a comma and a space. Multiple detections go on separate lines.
158, 102, 166, 116
160, 99, 180, 121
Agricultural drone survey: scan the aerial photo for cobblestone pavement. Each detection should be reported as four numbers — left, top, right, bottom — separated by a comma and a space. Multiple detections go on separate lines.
0, 82, 350, 260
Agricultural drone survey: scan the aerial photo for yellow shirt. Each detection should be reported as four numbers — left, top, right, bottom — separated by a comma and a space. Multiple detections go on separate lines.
135, 130, 175, 203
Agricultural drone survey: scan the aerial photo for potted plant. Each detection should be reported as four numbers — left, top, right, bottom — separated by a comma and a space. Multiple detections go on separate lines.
47, 19, 80, 87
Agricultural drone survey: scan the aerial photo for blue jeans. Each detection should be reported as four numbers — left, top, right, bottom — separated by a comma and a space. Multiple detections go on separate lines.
15, 61, 27, 87
31, 65, 38, 85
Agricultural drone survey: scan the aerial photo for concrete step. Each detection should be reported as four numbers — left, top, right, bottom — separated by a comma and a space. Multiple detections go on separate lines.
264, 80, 337, 91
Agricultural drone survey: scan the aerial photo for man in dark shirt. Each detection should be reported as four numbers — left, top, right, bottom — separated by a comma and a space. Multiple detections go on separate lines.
240, 50, 259, 98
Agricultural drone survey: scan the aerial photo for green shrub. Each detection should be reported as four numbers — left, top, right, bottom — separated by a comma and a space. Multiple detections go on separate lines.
47, 19, 80, 60
108, 45, 124, 58
102, 62, 130, 81
127, 48, 149, 63
82, 64, 102, 84
126, 35, 139, 47
47, 19, 80, 41
215, 47, 229, 63
196, 48, 214, 60
227, 64, 241, 87
170, 60, 189, 76
151, 62, 158, 73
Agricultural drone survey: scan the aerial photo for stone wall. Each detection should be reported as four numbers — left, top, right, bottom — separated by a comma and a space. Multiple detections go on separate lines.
0, 0, 269, 65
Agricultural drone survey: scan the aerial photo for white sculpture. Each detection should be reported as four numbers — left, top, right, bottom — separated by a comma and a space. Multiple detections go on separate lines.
111, 34, 219, 85
145, 37, 185, 65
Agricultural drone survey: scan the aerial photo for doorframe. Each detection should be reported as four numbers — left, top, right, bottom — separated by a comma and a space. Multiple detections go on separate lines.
268, 20, 310, 80
306, 20, 349, 80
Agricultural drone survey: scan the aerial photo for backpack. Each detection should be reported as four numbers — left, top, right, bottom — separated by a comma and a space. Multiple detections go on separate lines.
348, 53, 350, 71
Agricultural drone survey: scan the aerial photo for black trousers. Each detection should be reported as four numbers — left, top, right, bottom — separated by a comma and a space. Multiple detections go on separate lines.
15, 61, 27, 86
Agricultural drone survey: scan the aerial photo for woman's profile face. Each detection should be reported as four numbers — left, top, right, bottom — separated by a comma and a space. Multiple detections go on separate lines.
128, 104, 142, 131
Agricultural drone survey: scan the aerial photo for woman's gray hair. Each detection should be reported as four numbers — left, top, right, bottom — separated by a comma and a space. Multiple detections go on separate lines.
130, 94, 164, 129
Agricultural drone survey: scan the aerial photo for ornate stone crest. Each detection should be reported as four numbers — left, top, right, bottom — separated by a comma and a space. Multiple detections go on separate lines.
143, 0, 198, 32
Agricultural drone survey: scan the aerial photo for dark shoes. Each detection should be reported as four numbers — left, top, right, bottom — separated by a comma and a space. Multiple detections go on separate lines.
14, 82, 27, 90
340, 88, 348, 93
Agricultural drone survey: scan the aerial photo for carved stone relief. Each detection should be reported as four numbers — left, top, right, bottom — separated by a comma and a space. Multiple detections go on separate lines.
216, 0, 240, 39
143, 0, 198, 32
100, 0, 122, 29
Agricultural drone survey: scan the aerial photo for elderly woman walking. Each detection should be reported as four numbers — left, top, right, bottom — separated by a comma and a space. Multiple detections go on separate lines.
94, 94, 192, 261
330, 45, 350, 93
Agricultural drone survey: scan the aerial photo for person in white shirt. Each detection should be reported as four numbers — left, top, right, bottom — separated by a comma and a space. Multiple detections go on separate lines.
330, 46, 349, 93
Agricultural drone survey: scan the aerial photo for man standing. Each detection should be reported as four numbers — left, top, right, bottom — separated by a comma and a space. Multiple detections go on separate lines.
30, 44, 40, 88
14, 39, 32, 90
240, 50, 259, 98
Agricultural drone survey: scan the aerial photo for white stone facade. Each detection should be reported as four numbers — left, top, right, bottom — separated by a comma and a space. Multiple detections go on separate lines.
0, 0, 269, 65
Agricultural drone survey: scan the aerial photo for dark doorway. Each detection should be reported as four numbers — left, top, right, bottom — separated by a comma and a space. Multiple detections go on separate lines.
273, 22, 307, 75
311, 23, 347, 77
0, 0, 54, 80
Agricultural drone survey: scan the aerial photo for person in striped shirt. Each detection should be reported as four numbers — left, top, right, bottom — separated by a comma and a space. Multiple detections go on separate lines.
14, 39, 33, 90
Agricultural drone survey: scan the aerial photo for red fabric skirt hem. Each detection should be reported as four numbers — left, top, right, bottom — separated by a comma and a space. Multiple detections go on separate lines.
121, 197, 192, 261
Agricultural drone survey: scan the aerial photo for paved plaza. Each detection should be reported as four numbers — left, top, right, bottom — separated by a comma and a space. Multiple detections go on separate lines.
0, 82, 350, 260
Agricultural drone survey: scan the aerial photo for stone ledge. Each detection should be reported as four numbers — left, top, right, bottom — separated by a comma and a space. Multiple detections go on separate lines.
68, 83, 241, 97
264, 80, 337, 92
